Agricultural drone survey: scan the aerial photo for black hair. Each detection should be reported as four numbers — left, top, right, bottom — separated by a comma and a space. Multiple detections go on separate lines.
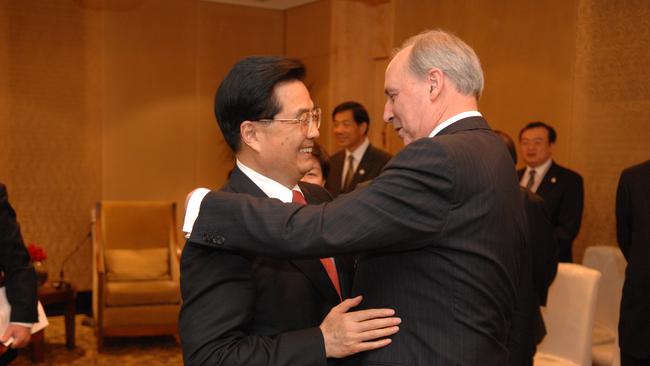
518, 121, 557, 144
332, 101, 370, 130
214, 56, 306, 152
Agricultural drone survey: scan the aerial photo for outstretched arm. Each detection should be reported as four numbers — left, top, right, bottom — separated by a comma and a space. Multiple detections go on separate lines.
189, 139, 454, 258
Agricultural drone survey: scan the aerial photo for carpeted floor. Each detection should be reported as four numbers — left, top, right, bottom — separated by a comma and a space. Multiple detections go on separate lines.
13, 315, 182, 365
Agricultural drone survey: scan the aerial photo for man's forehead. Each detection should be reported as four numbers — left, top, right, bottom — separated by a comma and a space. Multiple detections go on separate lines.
333, 110, 354, 122
522, 127, 548, 138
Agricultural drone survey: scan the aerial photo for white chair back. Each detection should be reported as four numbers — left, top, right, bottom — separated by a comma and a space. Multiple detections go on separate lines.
534, 263, 601, 366
582, 245, 626, 366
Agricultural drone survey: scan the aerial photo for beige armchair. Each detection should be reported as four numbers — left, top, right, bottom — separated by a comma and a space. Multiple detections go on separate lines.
92, 200, 181, 351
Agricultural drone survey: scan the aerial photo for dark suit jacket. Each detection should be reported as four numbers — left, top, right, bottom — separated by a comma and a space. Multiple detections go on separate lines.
507, 189, 558, 366
518, 161, 583, 262
179, 168, 352, 366
191, 117, 526, 366
616, 160, 650, 358
325, 144, 392, 197
0, 183, 38, 324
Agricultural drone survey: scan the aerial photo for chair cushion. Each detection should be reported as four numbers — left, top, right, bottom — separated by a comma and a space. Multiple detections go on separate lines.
105, 280, 180, 307
105, 248, 170, 281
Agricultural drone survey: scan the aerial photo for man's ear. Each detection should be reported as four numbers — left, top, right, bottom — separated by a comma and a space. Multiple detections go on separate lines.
427, 68, 444, 101
240, 121, 262, 153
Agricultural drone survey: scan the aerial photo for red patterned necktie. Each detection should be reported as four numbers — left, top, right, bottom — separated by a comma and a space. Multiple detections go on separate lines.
291, 190, 342, 299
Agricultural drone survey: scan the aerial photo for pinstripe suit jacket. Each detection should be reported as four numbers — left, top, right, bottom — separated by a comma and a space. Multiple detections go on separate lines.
190, 117, 526, 365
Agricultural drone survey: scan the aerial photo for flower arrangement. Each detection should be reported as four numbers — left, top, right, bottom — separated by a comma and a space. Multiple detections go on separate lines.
27, 243, 48, 262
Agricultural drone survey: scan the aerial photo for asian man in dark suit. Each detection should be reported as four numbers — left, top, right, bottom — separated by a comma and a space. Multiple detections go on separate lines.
189, 30, 526, 366
325, 102, 391, 197
179, 56, 399, 366
616, 160, 650, 366
518, 121, 584, 262
0, 183, 38, 364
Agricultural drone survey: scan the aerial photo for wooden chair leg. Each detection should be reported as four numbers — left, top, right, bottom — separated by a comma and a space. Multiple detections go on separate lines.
31, 329, 45, 363
96, 329, 104, 353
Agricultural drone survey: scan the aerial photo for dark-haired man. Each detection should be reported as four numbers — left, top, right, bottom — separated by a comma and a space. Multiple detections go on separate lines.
518, 121, 584, 262
325, 102, 391, 197
179, 56, 399, 366
616, 160, 650, 366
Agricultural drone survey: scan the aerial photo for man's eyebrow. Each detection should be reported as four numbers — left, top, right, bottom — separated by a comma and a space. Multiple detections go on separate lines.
384, 87, 396, 95
293, 107, 310, 118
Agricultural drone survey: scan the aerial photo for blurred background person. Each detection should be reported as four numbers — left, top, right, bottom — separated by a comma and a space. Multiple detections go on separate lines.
616, 159, 650, 366
0, 183, 38, 364
518, 121, 583, 262
325, 101, 391, 197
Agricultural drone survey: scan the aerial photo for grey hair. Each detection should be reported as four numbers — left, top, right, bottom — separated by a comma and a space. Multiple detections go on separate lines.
397, 29, 484, 99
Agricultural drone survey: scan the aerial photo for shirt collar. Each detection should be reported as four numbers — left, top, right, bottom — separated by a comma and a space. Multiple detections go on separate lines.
236, 159, 300, 203
428, 111, 482, 138
346, 137, 370, 162
525, 158, 553, 178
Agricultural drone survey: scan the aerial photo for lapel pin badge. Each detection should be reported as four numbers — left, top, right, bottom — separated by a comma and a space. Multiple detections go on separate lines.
359, 169, 365, 176
551, 177, 557, 184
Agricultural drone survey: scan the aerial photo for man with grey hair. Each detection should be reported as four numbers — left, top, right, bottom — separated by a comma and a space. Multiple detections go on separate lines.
189, 29, 525, 365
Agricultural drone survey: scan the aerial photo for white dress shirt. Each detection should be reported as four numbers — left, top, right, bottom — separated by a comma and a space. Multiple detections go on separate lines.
182, 160, 302, 237
520, 158, 552, 193
428, 111, 483, 138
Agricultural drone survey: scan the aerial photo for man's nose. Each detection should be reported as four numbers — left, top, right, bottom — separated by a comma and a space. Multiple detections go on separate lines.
307, 123, 320, 139
383, 103, 393, 124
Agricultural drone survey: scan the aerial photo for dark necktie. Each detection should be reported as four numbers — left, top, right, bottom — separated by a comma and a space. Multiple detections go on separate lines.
342, 155, 355, 191
291, 190, 342, 299
526, 169, 536, 191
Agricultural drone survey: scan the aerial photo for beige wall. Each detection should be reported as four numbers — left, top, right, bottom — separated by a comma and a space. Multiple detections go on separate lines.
2, 0, 649, 289
0, 0, 102, 290
1, 1, 284, 290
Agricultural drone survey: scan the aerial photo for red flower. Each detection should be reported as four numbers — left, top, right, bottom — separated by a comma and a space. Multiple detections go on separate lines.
27, 243, 48, 262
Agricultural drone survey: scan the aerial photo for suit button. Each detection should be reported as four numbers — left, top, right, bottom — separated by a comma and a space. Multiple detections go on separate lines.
215, 235, 225, 245
202, 233, 211, 242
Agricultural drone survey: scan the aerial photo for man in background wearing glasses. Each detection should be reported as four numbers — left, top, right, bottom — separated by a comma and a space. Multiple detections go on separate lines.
179, 56, 400, 366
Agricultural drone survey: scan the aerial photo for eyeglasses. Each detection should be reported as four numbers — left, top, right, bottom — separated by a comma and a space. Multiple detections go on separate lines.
255, 108, 321, 134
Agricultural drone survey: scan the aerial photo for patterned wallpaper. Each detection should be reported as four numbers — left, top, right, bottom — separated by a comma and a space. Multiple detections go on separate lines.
0, 1, 102, 290
571, 0, 650, 258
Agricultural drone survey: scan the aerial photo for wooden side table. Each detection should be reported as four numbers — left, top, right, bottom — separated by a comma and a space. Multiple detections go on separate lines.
31, 282, 76, 362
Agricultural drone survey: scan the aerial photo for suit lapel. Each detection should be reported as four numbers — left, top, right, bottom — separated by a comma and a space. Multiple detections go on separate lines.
227, 168, 341, 305
349, 145, 375, 189
536, 161, 559, 197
